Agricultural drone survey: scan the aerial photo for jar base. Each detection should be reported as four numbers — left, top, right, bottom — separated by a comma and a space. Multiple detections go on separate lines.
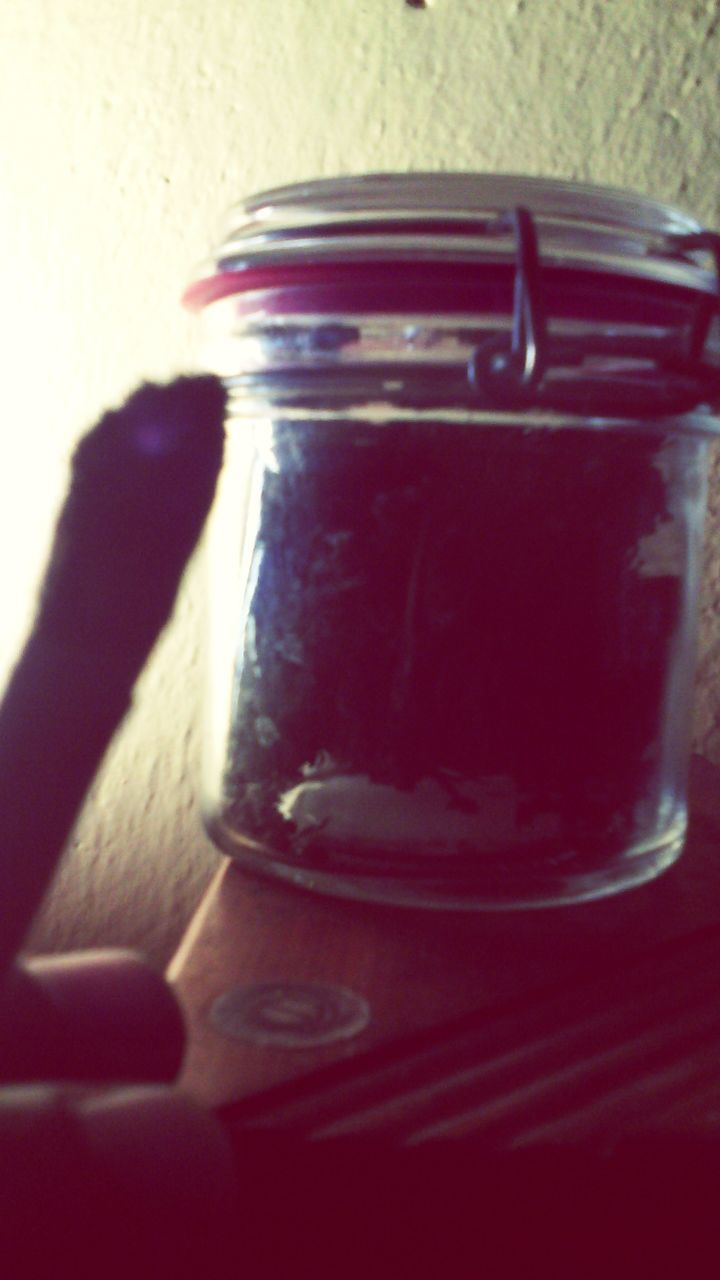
205, 813, 687, 911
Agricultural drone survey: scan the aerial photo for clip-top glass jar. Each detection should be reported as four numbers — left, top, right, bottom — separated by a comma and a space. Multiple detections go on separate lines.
186, 173, 720, 909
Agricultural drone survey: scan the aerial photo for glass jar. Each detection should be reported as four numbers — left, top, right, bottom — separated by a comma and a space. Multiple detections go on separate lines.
186, 174, 720, 909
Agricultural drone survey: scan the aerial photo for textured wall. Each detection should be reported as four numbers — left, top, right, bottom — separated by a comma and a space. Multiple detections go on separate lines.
0, 0, 719, 965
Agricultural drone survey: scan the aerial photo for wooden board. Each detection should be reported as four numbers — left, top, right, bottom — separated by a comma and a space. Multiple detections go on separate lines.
169, 755, 720, 1109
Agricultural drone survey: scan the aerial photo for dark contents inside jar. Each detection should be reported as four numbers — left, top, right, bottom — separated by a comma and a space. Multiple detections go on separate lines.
221, 419, 688, 889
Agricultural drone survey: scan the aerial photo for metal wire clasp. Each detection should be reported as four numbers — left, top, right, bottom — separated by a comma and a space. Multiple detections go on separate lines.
468, 206, 547, 405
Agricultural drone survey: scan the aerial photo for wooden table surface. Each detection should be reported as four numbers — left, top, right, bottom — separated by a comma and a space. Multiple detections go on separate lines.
169, 755, 720, 1112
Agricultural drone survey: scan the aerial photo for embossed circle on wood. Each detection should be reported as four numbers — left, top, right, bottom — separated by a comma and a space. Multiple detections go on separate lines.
209, 982, 371, 1048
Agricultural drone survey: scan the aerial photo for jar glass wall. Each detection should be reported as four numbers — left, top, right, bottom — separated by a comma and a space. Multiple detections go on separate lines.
201, 405, 711, 907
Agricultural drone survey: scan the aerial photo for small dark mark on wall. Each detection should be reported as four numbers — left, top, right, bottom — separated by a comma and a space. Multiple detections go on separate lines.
405, 0, 429, 9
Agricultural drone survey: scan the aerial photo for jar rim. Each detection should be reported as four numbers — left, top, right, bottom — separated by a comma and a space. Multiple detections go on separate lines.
191, 172, 717, 301
187, 174, 720, 418
239, 171, 701, 235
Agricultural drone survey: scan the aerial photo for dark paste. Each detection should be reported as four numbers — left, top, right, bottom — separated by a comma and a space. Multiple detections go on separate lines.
218, 418, 693, 893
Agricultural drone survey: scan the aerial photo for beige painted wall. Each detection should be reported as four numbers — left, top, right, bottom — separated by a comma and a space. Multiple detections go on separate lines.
1, 0, 719, 965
